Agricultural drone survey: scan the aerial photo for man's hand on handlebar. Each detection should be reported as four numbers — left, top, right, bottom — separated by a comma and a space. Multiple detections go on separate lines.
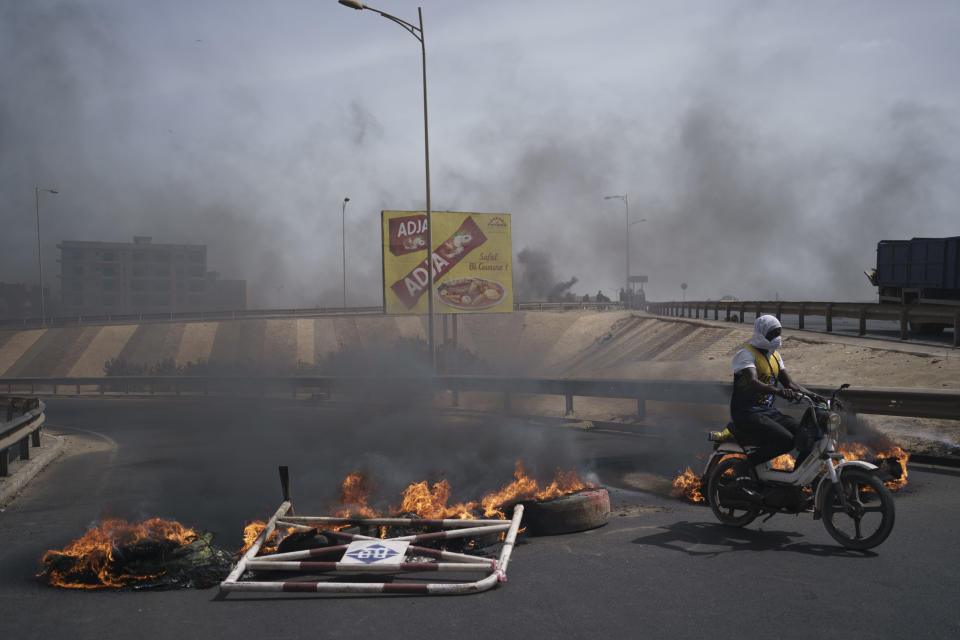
778, 388, 799, 401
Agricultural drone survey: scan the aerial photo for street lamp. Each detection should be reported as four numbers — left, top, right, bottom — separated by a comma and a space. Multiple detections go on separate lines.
35, 186, 58, 326
603, 194, 646, 303
342, 196, 350, 308
339, 0, 436, 371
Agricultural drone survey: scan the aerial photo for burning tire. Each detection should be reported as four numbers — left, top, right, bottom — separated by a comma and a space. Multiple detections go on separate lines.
519, 488, 610, 536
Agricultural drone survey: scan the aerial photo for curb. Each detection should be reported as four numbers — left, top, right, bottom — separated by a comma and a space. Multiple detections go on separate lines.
0, 434, 65, 509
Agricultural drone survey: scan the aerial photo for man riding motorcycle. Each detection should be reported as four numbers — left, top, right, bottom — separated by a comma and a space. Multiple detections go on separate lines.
724, 315, 822, 472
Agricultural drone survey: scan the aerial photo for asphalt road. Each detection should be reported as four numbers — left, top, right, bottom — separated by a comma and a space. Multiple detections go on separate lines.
1, 398, 958, 639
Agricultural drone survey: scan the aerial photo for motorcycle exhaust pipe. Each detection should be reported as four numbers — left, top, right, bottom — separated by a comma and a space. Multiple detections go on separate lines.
719, 484, 765, 508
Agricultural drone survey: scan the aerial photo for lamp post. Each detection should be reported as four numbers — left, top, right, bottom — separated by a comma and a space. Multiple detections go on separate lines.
35, 186, 58, 326
342, 196, 350, 308
339, 0, 436, 371
603, 194, 645, 303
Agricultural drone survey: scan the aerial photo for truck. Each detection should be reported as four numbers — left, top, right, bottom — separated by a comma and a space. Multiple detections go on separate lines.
864, 236, 960, 333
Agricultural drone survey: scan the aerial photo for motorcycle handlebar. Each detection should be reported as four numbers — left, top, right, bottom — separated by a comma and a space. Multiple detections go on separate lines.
790, 388, 845, 410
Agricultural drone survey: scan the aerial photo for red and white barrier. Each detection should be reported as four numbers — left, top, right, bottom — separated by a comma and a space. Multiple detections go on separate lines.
219, 469, 524, 597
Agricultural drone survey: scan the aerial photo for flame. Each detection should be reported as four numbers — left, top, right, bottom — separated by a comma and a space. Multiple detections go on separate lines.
238, 520, 297, 556
241, 521, 267, 553
836, 442, 871, 460
335, 471, 378, 519
338, 463, 592, 521
837, 441, 910, 490
671, 438, 911, 503
395, 479, 479, 519
241, 464, 593, 550
764, 442, 909, 489
322, 463, 592, 524
39, 518, 198, 589
671, 467, 705, 503
672, 453, 745, 503
480, 462, 592, 518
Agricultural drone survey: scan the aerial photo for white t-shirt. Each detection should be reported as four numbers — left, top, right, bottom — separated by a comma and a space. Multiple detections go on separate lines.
732, 347, 785, 374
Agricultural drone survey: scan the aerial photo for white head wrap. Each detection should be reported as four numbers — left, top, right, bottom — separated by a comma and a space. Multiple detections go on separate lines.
750, 314, 782, 352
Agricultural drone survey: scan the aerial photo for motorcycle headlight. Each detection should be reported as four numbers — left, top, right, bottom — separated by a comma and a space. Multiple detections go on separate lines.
828, 412, 842, 436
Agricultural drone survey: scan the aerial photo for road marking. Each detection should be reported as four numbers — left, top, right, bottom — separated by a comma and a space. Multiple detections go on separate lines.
44, 424, 119, 450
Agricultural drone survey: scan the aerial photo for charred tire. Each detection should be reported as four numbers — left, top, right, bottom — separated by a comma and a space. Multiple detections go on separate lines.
707, 456, 759, 527
819, 468, 895, 551
521, 488, 610, 536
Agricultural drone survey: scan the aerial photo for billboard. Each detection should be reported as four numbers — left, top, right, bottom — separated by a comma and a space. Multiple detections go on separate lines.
382, 211, 513, 315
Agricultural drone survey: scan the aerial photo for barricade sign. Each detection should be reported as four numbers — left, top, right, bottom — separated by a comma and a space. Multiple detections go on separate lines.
340, 541, 409, 566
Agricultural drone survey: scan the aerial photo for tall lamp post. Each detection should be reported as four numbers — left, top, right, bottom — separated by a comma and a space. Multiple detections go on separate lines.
35, 186, 58, 326
341, 196, 350, 308
603, 194, 645, 303
339, 0, 436, 371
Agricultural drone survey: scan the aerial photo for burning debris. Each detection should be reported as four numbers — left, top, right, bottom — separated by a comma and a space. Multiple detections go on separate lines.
671, 440, 911, 504
672, 467, 706, 503
330, 461, 594, 522
40, 462, 600, 592
219, 463, 605, 597
838, 441, 910, 489
38, 518, 232, 590
227, 510, 524, 596
241, 461, 596, 557
222, 467, 516, 596
239, 521, 299, 556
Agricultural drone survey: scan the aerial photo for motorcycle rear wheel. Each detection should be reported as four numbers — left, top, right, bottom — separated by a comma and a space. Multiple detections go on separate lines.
707, 456, 760, 527
820, 468, 896, 550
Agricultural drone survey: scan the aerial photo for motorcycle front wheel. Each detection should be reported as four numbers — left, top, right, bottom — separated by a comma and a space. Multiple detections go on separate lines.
707, 456, 760, 527
820, 468, 896, 550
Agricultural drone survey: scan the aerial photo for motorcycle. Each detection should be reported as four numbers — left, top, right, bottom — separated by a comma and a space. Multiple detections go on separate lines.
703, 384, 896, 550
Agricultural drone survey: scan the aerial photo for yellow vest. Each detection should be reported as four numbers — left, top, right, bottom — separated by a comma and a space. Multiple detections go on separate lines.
743, 344, 780, 385
731, 344, 782, 409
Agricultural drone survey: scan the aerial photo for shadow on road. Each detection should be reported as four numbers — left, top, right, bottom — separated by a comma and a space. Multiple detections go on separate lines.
631, 520, 877, 558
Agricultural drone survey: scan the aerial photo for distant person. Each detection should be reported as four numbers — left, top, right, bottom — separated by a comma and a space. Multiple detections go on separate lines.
727, 315, 822, 471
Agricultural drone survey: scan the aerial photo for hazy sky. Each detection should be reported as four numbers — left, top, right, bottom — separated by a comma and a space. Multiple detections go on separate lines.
2, 0, 958, 307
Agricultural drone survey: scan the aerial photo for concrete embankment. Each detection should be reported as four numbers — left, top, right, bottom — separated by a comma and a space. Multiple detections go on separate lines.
0, 312, 755, 379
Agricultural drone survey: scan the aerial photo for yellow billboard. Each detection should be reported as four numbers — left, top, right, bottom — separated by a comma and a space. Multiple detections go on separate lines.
381, 211, 513, 314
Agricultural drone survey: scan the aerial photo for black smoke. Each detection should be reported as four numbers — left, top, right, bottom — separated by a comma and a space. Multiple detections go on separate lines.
3, 2, 959, 308
515, 247, 579, 302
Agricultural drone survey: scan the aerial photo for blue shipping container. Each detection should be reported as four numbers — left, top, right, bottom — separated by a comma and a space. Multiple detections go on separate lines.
876, 236, 960, 289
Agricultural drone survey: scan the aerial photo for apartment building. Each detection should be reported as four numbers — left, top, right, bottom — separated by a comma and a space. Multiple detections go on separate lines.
57, 236, 247, 315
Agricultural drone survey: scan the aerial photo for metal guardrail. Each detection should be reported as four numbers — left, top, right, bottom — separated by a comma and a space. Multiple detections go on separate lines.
515, 302, 630, 312
0, 397, 46, 476
1, 376, 957, 422
0, 302, 630, 329
649, 300, 960, 347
